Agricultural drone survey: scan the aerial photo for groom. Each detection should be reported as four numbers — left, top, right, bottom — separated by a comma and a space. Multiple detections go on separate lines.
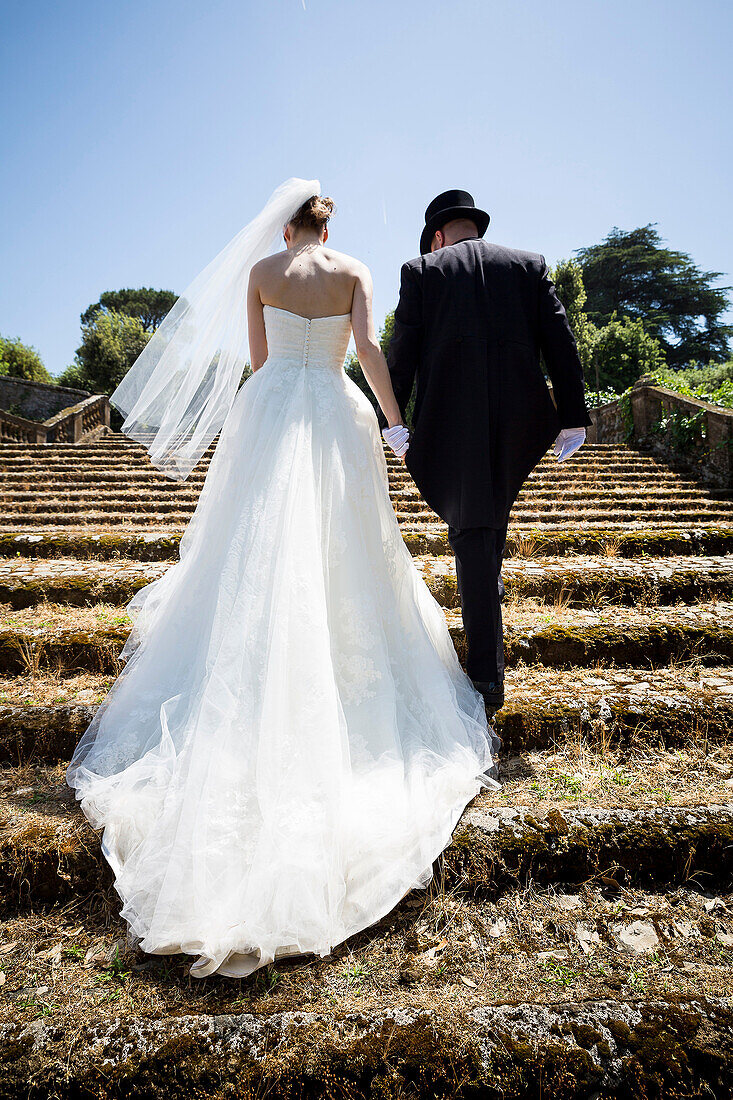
383, 190, 592, 717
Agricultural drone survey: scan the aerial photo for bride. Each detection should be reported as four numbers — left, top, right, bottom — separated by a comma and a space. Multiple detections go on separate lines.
66, 178, 499, 979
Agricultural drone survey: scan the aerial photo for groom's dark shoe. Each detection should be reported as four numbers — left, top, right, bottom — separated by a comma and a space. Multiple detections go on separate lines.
472, 679, 505, 719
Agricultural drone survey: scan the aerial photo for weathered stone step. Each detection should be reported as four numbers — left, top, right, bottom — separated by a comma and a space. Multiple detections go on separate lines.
421, 554, 733, 608
6, 502, 729, 527
0, 473, 206, 490
0, 459, 702, 484
0, 450, 684, 465
517, 495, 731, 511
395, 494, 724, 512
1, 555, 730, 611
0, 466, 702, 487
409, 487, 711, 504
2, 841, 732, 1092
7, 506, 731, 528
443, 801, 733, 897
446, 601, 733, 669
3, 485, 722, 512
0, 482, 206, 497
0, 494, 200, 512
2, 525, 732, 560
479, 508, 733, 523
401, 509, 733, 525
0, 531, 188, 559
0, 438, 634, 454
0, 478, 709, 505
0, 602, 730, 675
2, 759, 730, 909
0, 559, 168, 608
388, 459, 697, 474
402, 524, 733, 558
2, 666, 731, 764
0, 511, 199, 527
1, 995, 731, 1098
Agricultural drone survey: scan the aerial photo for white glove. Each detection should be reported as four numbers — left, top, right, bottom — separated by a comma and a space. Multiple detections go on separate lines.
553, 427, 586, 461
382, 423, 410, 458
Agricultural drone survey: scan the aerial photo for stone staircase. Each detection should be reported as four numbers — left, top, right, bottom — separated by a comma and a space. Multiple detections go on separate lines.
1, 431, 732, 1098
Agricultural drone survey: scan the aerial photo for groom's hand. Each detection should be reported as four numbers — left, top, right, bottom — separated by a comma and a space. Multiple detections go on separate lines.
382, 423, 410, 458
553, 427, 586, 461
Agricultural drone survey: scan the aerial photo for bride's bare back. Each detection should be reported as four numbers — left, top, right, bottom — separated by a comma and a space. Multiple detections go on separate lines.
254, 244, 360, 319
247, 224, 403, 431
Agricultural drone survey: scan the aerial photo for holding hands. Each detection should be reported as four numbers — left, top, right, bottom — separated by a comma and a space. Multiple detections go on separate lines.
382, 423, 410, 458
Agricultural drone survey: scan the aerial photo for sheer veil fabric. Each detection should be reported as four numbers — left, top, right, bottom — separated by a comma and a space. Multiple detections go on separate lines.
108, 177, 321, 480
66, 187, 500, 979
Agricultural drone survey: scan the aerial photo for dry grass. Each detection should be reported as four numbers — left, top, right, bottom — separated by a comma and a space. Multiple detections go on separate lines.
510, 532, 542, 559
599, 532, 625, 558
499, 596, 732, 631
0, 671, 114, 707
483, 740, 733, 812
1, 878, 731, 1032
6, 595, 728, 639
0, 662, 731, 711
2, 738, 731, 1028
0, 602, 131, 632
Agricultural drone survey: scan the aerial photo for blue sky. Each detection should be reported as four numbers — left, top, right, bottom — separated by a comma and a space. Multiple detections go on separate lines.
2, 0, 732, 376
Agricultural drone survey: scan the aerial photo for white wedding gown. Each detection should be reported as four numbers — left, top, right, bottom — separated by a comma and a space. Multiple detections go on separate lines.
66, 305, 499, 978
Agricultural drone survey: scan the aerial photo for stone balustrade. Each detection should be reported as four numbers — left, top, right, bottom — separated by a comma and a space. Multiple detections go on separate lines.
0, 393, 110, 444
588, 379, 733, 489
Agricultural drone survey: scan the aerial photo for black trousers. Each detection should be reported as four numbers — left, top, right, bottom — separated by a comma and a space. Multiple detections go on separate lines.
447, 522, 509, 684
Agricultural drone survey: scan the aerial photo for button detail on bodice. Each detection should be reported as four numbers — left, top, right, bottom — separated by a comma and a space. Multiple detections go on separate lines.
303, 318, 312, 368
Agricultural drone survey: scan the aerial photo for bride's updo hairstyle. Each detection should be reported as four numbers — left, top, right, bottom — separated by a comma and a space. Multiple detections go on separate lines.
288, 194, 335, 234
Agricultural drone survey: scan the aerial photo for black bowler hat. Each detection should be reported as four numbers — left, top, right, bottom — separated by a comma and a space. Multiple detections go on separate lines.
420, 189, 491, 255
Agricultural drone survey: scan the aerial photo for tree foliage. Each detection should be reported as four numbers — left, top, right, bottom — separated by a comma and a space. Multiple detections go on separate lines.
576, 224, 732, 367
647, 362, 733, 410
551, 259, 596, 376
553, 257, 668, 393
591, 313, 666, 391
57, 310, 150, 394
0, 335, 51, 383
81, 288, 177, 332
671, 359, 733, 389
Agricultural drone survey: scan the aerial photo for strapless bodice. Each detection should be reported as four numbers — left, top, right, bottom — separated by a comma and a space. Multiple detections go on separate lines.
263, 305, 352, 370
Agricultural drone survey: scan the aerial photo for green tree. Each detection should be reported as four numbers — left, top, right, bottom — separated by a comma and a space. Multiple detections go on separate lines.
81, 288, 177, 332
576, 224, 732, 367
379, 310, 394, 357
592, 312, 666, 391
0, 335, 51, 383
551, 259, 597, 377
57, 309, 150, 394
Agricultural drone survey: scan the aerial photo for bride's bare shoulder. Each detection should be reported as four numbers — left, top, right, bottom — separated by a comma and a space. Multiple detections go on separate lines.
250, 253, 282, 280
322, 247, 368, 274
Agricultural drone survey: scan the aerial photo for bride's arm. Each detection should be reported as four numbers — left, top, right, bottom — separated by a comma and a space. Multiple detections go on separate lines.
247, 267, 268, 372
351, 264, 403, 429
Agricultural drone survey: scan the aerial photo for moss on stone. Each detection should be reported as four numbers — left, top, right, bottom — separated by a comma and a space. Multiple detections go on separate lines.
502, 526, 733, 560
442, 808, 733, 898
0, 533, 182, 562
2, 998, 731, 1099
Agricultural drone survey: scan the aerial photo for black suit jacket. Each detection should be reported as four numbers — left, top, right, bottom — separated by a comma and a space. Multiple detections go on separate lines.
385, 238, 592, 529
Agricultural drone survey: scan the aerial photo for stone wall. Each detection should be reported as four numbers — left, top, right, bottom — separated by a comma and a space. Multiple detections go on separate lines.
588, 399, 625, 444
0, 375, 91, 421
588, 380, 733, 489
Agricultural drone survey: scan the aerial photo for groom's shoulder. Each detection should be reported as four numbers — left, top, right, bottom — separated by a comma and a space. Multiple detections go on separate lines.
476, 239, 546, 271
400, 254, 425, 278
401, 240, 545, 278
